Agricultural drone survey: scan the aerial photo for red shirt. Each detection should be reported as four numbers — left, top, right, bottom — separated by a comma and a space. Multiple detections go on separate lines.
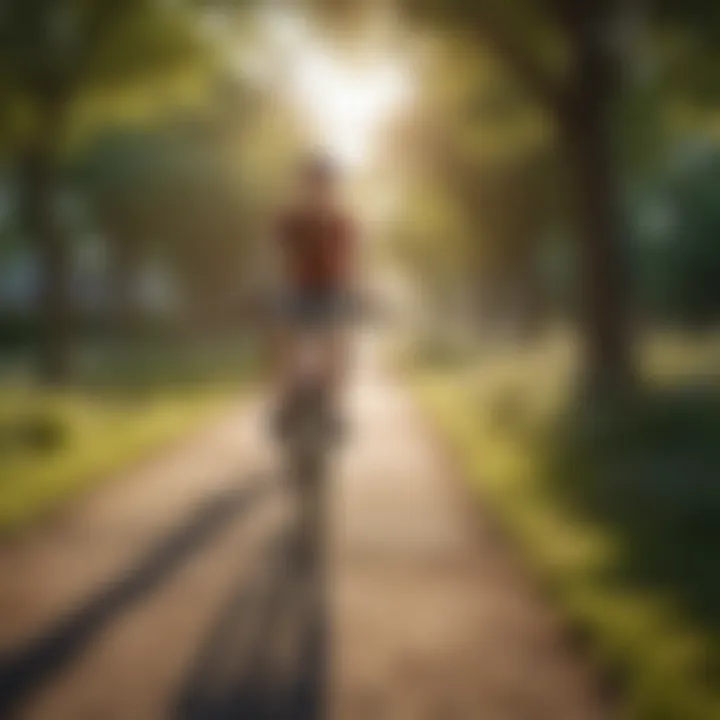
278, 206, 354, 292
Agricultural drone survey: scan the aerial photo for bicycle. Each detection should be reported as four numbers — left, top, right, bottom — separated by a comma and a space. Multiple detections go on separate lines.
277, 292, 370, 566
280, 348, 337, 570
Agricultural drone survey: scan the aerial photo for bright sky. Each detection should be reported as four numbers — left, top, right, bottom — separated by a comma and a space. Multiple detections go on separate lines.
291, 49, 411, 167
263, 9, 414, 169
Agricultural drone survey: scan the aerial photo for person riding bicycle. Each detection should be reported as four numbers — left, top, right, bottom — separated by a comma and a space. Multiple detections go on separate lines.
271, 153, 357, 439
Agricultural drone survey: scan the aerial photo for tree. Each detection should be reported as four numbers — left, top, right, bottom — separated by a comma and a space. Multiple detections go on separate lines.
633, 144, 720, 327
75, 59, 300, 334
0, 0, 207, 382
408, 0, 720, 388
399, 0, 633, 387
74, 129, 165, 335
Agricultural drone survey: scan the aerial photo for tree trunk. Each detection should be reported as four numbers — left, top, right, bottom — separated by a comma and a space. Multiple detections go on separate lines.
514, 256, 544, 343
562, 4, 634, 391
111, 233, 143, 338
20, 143, 71, 385
18, 86, 72, 385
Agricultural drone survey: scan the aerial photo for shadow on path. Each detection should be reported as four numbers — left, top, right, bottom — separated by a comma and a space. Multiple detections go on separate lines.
0, 478, 273, 718
174, 527, 328, 720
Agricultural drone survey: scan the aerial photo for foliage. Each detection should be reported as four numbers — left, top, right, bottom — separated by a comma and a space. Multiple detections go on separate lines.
0, 0, 210, 153
632, 142, 720, 326
69, 68, 301, 328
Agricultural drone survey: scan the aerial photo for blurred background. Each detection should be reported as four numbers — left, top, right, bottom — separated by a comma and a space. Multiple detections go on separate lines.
1, 1, 720, 719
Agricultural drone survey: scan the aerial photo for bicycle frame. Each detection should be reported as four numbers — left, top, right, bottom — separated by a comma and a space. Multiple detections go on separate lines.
283, 376, 332, 566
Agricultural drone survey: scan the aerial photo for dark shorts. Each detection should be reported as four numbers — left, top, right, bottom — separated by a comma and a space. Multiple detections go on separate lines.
279, 288, 352, 329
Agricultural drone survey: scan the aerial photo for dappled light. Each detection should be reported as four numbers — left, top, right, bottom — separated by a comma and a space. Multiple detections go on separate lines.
1, 1, 720, 719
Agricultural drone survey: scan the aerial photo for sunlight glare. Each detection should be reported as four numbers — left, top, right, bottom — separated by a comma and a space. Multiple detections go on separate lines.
263, 9, 413, 169
293, 51, 411, 167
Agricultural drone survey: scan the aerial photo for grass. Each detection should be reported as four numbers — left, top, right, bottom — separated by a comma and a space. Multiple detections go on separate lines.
411, 333, 720, 720
0, 339, 261, 532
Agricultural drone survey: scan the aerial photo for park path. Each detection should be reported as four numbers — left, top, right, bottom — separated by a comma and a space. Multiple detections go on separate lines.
0, 341, 607, 720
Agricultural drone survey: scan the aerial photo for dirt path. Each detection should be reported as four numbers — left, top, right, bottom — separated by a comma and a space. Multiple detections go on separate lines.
0, 350, 607, 720
332, 352, 606, 719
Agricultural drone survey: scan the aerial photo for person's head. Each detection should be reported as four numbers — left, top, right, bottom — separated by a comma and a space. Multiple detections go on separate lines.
298, 152, 339, 204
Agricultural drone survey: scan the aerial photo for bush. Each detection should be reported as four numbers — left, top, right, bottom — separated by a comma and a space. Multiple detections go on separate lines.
633, 145, 720, 326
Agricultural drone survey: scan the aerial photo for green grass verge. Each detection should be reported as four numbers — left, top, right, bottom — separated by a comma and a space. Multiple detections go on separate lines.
0, 340, 262, 532
0, 388, 234, 532
411, 335, 720, 720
